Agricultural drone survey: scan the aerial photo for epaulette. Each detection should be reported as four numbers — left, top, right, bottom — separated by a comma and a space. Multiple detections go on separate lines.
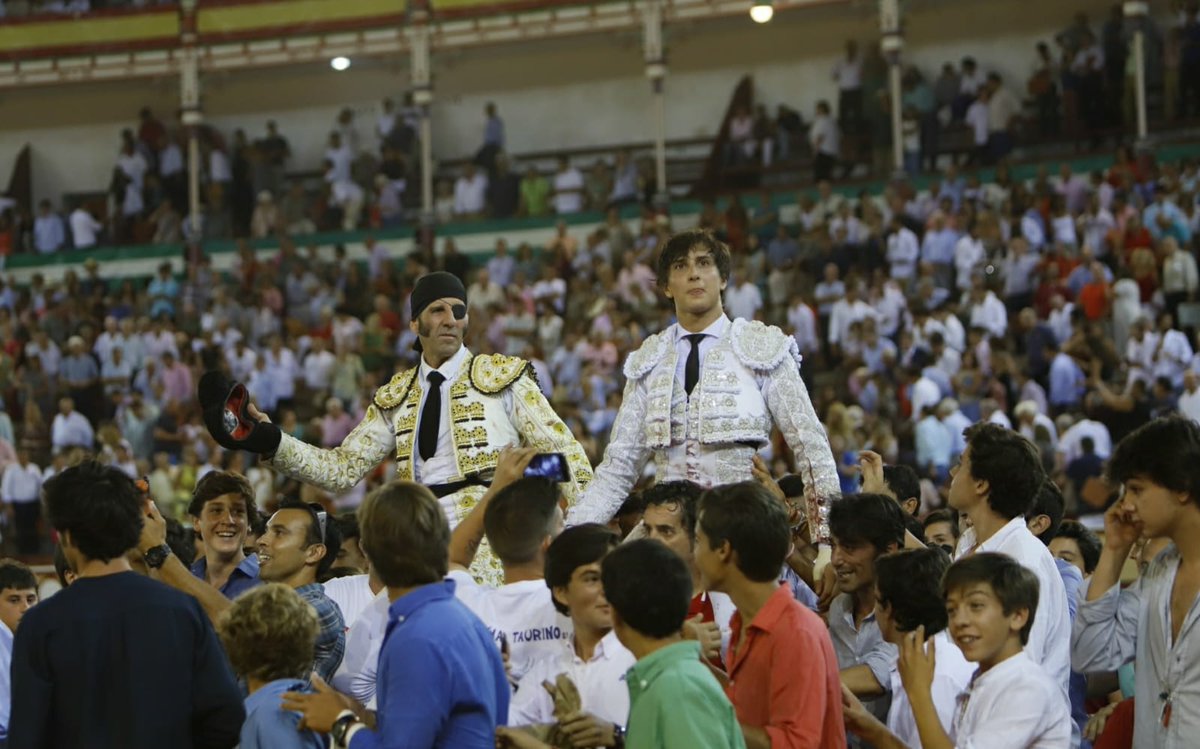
373, 367, 418, 409
469, 354, 531, 394
623, 330, 672, 380
729, 318, 798, 371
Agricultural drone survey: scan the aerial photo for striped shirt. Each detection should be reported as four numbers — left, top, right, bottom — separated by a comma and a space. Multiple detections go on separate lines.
295, 583, 346, 682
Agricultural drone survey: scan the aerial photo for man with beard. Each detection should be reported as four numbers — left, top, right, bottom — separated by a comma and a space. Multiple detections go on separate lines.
200, 271, 592, 583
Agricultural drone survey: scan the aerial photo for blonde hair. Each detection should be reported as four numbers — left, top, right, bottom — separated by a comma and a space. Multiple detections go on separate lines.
217, 583, 318, 681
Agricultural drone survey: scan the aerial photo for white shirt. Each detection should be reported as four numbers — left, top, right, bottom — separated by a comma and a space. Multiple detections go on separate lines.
330, 589, 389, 710
887, 227, 920, 279
69, 208, 102, 249
911, 376, 942, 422
953, 651, 1071, 748
788, 303, 819, 355
208, 149, 231, 183
886, 630, 973, 747
829, 299, 877, 346
810, 114, 840, 157
1018, 412, 1058, 446
51, 411, 94, 452
966, 100, 990, 146
1, 462, 42, 503
954, 236, 985, 291
303, 350, 337, 391
553, 168, 585, 214
1180, 387, 1200, 424
325, 145, 353, 183
724, 282, 763, 322
1156, 329, 1194, 387
453, 173, 489, 215
673, 316, 730, 393
448, 570, 573, 686
264, 349, 298, 400
414, 346, 472, 487
508, 630, 635, 727
833, 55, 862, 90
1056, 419, 1112, 463
969, 292, 1007, 339
226, 347, 257, 383
956, 518, 1073, 695
987, 87, 1021, 133
322, 574, 375, 629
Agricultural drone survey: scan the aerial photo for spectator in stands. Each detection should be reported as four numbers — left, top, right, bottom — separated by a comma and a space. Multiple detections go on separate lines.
602, 538, 746, 749
454, 163, 489, 219
695, 482, 844, 748
488, 153, 521, 219
33, 200, 64, 254
921, 508, 960, 554
985, 73, 1021, 162
217, 583, 325, 749
0, 558, 37, 743
810, 100, 840, 182
1048, 520, 1100, 580
68, 201, 103, 250
476, 102, 505, 172
552, 156, 585, 215
10, 461, 244, 748
833, 40, 864, 132
50, 397, 92, 454
520, 165, 551, 217
2, 449, 43, 554
282, 481, 509, 746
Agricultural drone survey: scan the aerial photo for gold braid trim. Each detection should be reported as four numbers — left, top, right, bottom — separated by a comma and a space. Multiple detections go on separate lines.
373, 367, 419, 409
469, 354, 531, 394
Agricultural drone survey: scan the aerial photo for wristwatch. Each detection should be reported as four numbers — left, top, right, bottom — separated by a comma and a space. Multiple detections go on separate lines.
330, 710, 361, 749
143, 544, 173, 570
612, 723, 626, 748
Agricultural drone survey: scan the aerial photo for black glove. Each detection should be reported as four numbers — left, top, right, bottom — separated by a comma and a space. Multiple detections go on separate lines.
198, 371, 282, 455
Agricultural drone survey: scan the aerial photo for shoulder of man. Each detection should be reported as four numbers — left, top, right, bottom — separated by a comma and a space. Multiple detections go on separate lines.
373, 367, 419, 409
469, 354, 533, 395
623, 328, 674, 381
729, 318, 799, 371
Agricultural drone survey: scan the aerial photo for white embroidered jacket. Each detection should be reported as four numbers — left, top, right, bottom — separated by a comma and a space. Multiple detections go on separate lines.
569, 319, 839, 541
270, 351, 594, 526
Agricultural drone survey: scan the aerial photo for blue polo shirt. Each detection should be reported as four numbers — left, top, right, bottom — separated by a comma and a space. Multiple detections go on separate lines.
190, 554, 262, 600
350, 579, 508, 749
240, 678, 324, 749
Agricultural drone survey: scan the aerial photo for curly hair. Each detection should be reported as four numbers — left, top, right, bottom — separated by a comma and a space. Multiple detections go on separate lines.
217, 583, 318, 682
654, 229, 732, 289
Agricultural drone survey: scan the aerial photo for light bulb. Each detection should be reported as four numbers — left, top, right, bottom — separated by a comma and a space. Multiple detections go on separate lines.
750, 2, 774, 23
330, 56, 351, 71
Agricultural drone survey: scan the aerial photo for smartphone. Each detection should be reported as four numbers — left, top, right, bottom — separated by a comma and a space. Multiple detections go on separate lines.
524, 453, 571, 482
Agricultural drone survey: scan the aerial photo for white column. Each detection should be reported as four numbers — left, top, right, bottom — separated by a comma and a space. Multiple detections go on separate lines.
1125, 1, 1149, 142
179, 41, 202, 237
643, 0, 668, 210
879, 0, 904, 175
408, 20, 434, 219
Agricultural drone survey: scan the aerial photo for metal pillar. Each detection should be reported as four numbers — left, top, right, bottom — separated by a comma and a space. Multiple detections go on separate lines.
409, 2, 435, 222
1125, 1, 1149, 144
879, 0, 904, 176
643, 0, 669, 211
179, 0, 203, 237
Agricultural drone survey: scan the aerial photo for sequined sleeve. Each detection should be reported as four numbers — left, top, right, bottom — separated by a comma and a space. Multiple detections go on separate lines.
268, 404, 397, 494
567, 376, 653, 526
762, 347, 841, 543
509, 372, 594, 509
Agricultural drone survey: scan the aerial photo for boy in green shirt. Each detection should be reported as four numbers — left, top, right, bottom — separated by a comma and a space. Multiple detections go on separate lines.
602, 539, 746, 749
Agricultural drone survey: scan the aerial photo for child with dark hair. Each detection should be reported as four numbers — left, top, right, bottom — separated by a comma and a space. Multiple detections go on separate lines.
921, 509, 960, 553
950, 424, 1072, 696
0, 559, 37, 743
827, 494, 906, 728
896, 553, 1071, 748
601, 539, 746, 749
842, 547, 974, 749
696, 481, 845, 749
1074, 417, 1200, 747
504, 524, 633, 746
1049, 520, 1101, 578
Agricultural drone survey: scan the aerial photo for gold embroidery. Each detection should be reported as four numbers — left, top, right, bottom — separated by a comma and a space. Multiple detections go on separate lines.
395, 410, 418, 434
470, 354, 528, 394
453, 425, 489, 449
373, 368, 418, 409
451, 401, 486, 422
458, 449, 501, 476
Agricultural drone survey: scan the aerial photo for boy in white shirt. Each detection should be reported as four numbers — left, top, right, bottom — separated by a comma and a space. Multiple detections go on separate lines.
896, 553, 1071, 748
841, 547, 974, 748
505, 523, 636, 747
447, 451, 572, 686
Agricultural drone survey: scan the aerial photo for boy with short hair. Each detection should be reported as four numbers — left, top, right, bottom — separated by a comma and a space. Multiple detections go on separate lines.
841, 547, 974, 749
1073, 417, 1200, 746
601, 539, 745, 749
897, 553, 1071, 748
217, 583, 325, 749
0, 559, 38, 745
1049, 520, 1101, 579
505, 523, 634, 748
921, 509, 960, 554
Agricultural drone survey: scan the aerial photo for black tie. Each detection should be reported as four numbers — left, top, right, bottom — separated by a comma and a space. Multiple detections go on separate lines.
684, 334, 705, 397
419, 371, 446, 462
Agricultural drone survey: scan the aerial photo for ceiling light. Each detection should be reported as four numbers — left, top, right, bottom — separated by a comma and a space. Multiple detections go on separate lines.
750, 1, 774, 23
330, 56, 351, 72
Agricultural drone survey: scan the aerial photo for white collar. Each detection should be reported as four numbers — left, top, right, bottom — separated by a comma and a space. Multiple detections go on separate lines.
674, 314, 730, 345
418, 345, 470, 385
975, 516, 1028, 554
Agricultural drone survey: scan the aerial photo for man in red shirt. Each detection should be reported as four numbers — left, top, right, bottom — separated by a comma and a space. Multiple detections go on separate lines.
694, 481, 845, 749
